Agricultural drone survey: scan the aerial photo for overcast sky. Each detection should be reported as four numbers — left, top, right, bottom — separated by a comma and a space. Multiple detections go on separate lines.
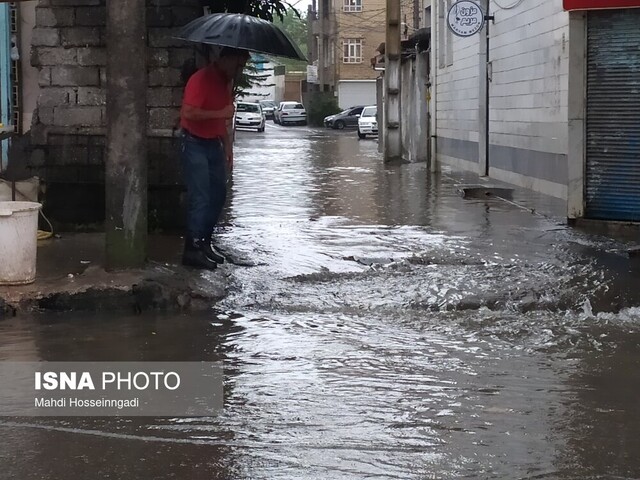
290, 0, 314, 13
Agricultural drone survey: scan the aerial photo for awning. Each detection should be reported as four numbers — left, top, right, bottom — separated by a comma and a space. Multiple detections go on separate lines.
564, 0, 640, 10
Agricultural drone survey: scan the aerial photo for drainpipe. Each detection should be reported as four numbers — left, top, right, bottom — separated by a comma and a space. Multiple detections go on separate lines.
429, 0, 437, 172
479, 0, 493, 177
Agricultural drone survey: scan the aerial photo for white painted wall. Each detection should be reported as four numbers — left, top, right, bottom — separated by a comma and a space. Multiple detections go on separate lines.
433, 0, 571, 199
243, 60, 285, 103
435, 0, 481, 147
489, 0, 569, 155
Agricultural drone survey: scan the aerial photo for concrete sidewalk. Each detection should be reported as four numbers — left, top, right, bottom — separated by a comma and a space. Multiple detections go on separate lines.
0, 234, 227, 316
440, 165, 640, 242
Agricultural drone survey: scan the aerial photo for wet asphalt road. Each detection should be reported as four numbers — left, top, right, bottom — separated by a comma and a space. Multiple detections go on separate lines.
1, 124, 640, 479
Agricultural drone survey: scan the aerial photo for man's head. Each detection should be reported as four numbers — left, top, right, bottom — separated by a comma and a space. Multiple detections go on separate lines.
215, 47, 251, 79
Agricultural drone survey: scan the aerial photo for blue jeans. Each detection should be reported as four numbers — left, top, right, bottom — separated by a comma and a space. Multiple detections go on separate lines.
181, 132, 227, 240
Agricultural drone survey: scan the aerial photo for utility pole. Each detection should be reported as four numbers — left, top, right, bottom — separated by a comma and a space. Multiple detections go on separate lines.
105, 0, 147, 270
317, 0, 326, 93
384, 0, 402, 162
413, 0, 420, 30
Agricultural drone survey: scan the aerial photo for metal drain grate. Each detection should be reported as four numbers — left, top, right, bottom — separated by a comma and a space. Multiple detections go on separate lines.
457, 185, 514, 200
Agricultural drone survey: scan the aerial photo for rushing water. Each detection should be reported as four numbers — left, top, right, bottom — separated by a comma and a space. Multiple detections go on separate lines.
1, 125, 639, 479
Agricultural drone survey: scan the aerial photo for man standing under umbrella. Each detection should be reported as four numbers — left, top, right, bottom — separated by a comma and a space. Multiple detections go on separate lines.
179, 46, 250, 269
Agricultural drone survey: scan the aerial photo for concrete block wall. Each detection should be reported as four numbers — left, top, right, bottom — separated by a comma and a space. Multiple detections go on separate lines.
26, 0, 203, 229
30, 0, 202, 138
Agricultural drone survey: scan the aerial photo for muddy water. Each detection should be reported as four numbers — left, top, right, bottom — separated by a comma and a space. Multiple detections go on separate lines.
1, 126, 640, 479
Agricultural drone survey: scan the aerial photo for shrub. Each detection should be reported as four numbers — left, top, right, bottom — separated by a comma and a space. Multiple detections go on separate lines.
306, 92, 341, 127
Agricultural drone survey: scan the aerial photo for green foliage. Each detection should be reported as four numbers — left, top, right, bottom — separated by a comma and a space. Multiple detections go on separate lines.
306, 92, 341, 127
235, 59, 274, 98
274, 8, 308, 72
203, 0, 289, 22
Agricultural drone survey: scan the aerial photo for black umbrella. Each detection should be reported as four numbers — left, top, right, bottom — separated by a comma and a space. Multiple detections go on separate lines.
175, 13, 307, 61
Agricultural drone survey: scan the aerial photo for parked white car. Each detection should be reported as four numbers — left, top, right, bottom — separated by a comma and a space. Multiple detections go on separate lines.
274, 101, 307, 126
235, 102, 265, 132
357, 106, 378, 139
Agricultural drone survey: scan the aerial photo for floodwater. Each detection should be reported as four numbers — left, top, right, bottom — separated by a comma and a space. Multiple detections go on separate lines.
1, 125, 640, 479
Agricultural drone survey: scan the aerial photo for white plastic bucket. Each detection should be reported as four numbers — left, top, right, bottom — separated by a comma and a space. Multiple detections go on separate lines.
0, 201, 42, 285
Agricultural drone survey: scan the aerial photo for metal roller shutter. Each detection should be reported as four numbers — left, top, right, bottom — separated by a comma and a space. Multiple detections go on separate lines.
586, 9, 640, 221
337, 81, 377, 110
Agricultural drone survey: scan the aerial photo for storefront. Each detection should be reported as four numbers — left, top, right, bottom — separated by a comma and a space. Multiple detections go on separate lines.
566, 0, 640, 221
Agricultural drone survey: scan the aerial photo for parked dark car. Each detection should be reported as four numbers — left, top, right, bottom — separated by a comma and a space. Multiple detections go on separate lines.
324, 106, 365, 129
259, 100, 277, 119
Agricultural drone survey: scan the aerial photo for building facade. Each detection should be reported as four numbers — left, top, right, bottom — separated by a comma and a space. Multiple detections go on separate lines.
430, 0, 640, 222
309, 0, 416, 109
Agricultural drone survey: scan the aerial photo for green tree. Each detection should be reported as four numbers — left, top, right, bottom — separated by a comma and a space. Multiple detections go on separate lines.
274, 8, 308, 72
203, 0, 289, 21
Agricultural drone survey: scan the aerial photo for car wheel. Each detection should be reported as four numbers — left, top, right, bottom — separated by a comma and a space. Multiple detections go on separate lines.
357, 130, 366, 139
258, 126, 265, 132
334, 120, 345, 130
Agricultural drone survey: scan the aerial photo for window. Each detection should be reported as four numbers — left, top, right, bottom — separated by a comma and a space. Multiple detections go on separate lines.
343, 39, 362, 64
361, 106, 377, 117
438, 0, 454, 68
324, 35, 331, 66
237, 103, 260, 113
344, 0, 362, 12
329, 39, 336, 65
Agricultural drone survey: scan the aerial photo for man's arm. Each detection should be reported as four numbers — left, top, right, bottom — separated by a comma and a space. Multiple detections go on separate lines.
222, 119, 234, 171
181, 103, 235, 122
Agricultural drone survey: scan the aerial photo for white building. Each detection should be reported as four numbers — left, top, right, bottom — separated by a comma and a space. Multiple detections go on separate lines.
429, 0, 640, 222
242, 54, 286, 104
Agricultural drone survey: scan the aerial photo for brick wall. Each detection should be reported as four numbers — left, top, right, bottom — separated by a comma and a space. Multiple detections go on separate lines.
27, 0, 204, 229
334, 0, 414, 81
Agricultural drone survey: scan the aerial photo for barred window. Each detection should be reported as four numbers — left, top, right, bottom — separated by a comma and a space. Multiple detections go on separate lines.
344, 0, 362, 12
343, 39, 362, 63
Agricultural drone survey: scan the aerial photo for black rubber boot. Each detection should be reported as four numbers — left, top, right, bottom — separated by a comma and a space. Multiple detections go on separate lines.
182, 238, 218, 270
202, 238, 225, 264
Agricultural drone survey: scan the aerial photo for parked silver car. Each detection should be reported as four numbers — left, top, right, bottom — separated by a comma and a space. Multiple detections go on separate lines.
274, 101, 307, 126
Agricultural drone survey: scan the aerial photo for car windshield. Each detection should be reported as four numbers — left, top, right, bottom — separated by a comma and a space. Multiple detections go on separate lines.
284, 103, 304, 110
361, 107, 377, 117
237, 104, 260, 113
260, 101, 276, 108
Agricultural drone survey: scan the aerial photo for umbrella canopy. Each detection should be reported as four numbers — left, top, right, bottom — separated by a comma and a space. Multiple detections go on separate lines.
175, 13, 307, 61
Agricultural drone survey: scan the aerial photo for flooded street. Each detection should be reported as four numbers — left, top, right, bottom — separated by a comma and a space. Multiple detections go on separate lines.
2, 125, 640, 479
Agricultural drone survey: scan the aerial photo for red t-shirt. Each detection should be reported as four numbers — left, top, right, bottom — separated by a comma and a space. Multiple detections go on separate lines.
180, 65, 232, 139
